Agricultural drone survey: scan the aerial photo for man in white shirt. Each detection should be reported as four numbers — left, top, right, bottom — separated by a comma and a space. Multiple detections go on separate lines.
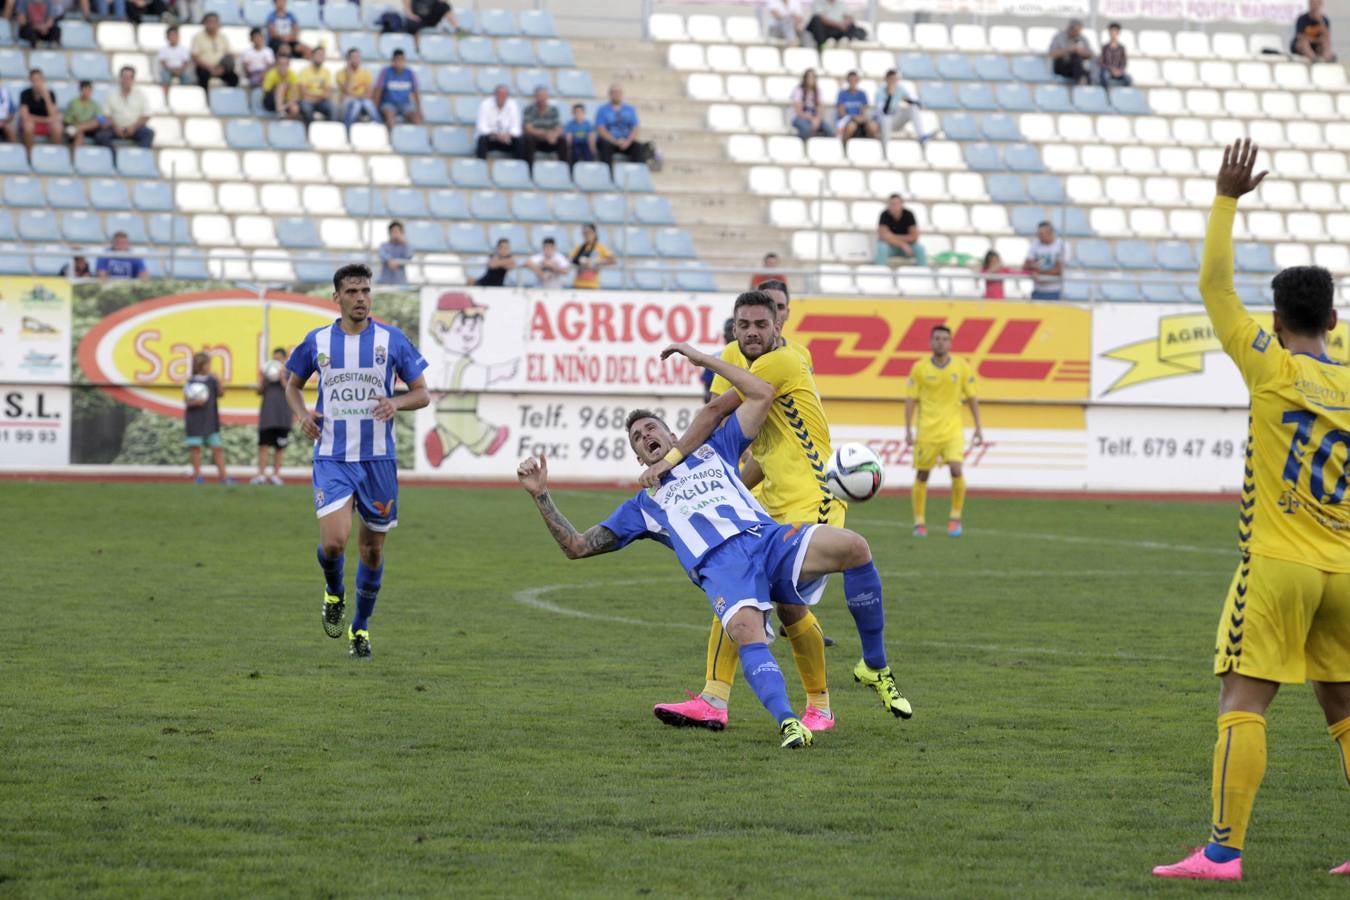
525, 238, 571, 289
1023, 221, 1067, 300
474, 83, 524, 161
763, 0, 804, 43
0, 86, 17, 144
99, 66, 154, 148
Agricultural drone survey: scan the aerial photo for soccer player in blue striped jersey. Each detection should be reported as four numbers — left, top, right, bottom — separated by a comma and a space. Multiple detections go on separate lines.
517, 341, 910, 748
284, 263, 430, 658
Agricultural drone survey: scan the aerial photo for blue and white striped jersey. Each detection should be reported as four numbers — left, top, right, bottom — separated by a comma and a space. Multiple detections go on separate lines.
601, 415, 778, 578
286, 318, 428, 462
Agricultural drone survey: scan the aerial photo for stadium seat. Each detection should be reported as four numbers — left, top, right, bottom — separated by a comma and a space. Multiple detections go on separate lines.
405, 220, 448, 253
344, 187, 387, 217
674, 263, 716, 293
1027, 175, 1066, 204
556, 70, 595, 98
18, 210, 60, 242
941, 112, 981, 142
30, 145, 72, 176
430, 127, 472, 157
391, 124, 432, 155
1114, 241, 1154, 270
973, 54, 1013, 82
458, 36, 497, 66
3, 176, 43, 208
1156, 241, 1197, 271
30, 49, 68, 80
385, 187, 428, 219
117, 147, 159, 179
515, 68, 553, 96
537, 39, 575, 69
510, 192, 551, 223
131, 181, 172, 211
265, 120, 307, 151
917, 83, 958, 110
46, 177, 90, 210
958, 83, 998, 111
612, 226, 653, 257
574, 162, 615, 192
1072, 86, 1111, 114
552, 192, 591, 223
591, 193, 627, 224
962, 142, 1003, 172
1235, 242, 1277, 274
272, 217, 319, 249
410, 156, 451, 187
67, 146, 113, 178
526, 159, 570, 192
1142, 281, 1184, 303
427, 189, 469, 221
520, 9, 557, 37
469, 190, 510, 221
71, 52, 112, 82
614, 163, 654, 193
1004, 143, 1045, 173
225, 119, 267, 150
1012, 55, 1054, 83
634, 195, 675, 226
898, 52, 938, 81
453, 95, 483, 123
451, 158, 492, 189
995, 83, 1035, 112
449, 222, 490, 254
492, 159, 533, 190
62, 19, 96, 48
937, 53, 977, 81
655, 228, 696, 259
498, 38, 537, 68
1073, 239, 1113, 269
0, 143, 27, 175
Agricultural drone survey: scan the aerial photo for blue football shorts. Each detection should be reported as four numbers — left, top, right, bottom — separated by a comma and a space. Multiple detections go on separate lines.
312, 458, 399, 532
694, 522, 828, 635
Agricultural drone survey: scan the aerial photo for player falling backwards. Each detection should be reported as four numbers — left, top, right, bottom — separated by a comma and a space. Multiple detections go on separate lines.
284, 264, 430, 658
517, 341, 911, 748
1153, 140, 1350, 881
905, 324, 983, 538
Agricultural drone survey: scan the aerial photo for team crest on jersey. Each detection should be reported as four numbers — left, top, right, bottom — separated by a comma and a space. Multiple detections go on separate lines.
317, 352, 330, 369
375, 345, 387, 366
314, 488, 325, 508
714, 596, 726, 616
1252, 329, 1272, 352
694, 445, 715, 461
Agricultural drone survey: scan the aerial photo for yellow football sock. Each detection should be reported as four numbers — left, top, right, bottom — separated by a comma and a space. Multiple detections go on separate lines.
911, 480, 928, 526
1329, 715, 1350, 787
950, 475, 966, 521
784, 611, 829, 712
1210, 711, 1267, 852
702, 617, 736, 704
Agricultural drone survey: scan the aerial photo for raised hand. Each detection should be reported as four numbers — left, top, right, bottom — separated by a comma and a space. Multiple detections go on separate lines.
660, 342, 707, 366
639, 459, 673, 489
517, 453, 549, 495
1215, 138, 1268, 200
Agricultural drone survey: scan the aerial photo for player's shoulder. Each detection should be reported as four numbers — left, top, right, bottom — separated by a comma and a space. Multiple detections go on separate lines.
785, 338, 814, 368
719, 341, 745, 365
372, 318, 412, 342
910, 356, 932, 377
299, 320, 336, 343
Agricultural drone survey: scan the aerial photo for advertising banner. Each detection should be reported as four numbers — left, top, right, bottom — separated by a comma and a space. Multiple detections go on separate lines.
836, 424, 1090, 490
881, 0, 1299, 21
1086, 406, 1251, 493
0, 277, 73, 467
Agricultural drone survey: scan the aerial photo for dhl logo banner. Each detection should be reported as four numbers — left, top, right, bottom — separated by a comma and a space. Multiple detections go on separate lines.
784, 299, 1091, 402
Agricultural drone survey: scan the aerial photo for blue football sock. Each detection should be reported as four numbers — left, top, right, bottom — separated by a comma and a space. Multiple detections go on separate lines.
316, 545, 344, 598
352, 561, 383, 632
737, 642, 794, 724
1203, 843, 1242, 863
844, 560, 887, 670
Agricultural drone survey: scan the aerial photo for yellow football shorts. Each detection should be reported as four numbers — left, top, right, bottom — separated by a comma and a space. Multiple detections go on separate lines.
1213, 554, 1350, 684
768, 495, 847, 528
913, 436, 964, 471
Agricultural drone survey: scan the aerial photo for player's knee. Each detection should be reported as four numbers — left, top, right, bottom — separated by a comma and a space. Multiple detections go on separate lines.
724, 611, 764, 646
839, 530, 872, 568
1313, 681, 1350, 724
358, 540, 383, 567
915, 469, 930, 482
320, 539, 345, 559
949, 463, 964, 479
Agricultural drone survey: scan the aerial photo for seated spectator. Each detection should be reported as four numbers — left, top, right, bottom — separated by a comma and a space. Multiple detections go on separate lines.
63, 80, 102, 151
337, 49, 377, 130
297, 46, 334, 125
1048, 18, 1093, 85
1024, 222, 1067, 300
266, 0, 308, 60
379, 0, 460, 36
805, 0, 865, 52
749, 252, 785, 289
125, 0, 166, 26
977, 250, 1016, 300
378, 221, 412, 285
262, 51, 300, 118
1292, 0, 1335, 62
0, 85, 17, 144
874, 193, 927, 266
525, 237, 571, 289
19, 68, 61, 154
15, 0, 60, 49
240, 28, 275, 89
522, 86, 568, 169
475, 238, 515, 287
570, 224, 616, 290
374, 50, 422, 126
595, 83, 655, 169
61, 253, 91, 278
1095, 23, 1131, 87
158, 25, 193, 94
836, 70, 878, 145
96, 231, 149, 280
564, 103, 595, 165
474, 83, 523, 161
790, 68, 831, 140
192, 14, 240, 91
99, 66, 154, 148
763, 0, 805, 43
875, 68, 929, 147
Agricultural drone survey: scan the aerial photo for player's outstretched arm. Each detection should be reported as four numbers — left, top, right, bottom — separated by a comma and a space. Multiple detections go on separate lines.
638, 390, 742, 487
1202, 139, 1268, 342
968, 395, 984, 445
517, 454, 621, 559
284, 372, 322, 442
661, 343, 774, 440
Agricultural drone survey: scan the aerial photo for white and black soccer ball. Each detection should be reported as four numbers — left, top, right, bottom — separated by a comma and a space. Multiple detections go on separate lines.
263, 360, 284, 382
183, 381, 210, 405
825, 442, 884, 502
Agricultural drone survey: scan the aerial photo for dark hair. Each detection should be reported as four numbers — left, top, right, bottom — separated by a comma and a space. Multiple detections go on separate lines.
389, 220, 403, 232
1272, 266, 1336, 336
166, 24, 178, 34
1108, 21, 1121, 29
202, 11, 219, 22
112, 230, 128, 240
495, 237, 510, 247
845, 69, 858, 78
273, 346, 287, 355
733, 290, 775, 317
722, 317, 736, 343
571, 102, 585, 111
884, 68, 897, 78
29, 68, 42, 77
392, 49, 406, 59
1038, 220, 1053, 230
981, 250, 1000, 271
347, 47, 359, 58
542, 237, 556, 246
888, 193, 902, 201
625, 408, 668, 434
931, 324, 952, 337
249, 26, 262, 37
119, 66, 135, 77
79, 80, 92, 89
755, 278, 790, 301
332, 263, 372, 290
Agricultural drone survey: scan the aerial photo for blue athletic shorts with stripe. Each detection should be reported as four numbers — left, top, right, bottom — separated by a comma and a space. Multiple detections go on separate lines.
694, 522, 828, 635
312, 459, 399, 532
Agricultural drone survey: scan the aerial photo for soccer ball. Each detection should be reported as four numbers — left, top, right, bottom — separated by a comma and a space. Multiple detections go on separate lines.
263, 360, 284, 382
183, 381, 210, 405
825, 442, 884, 502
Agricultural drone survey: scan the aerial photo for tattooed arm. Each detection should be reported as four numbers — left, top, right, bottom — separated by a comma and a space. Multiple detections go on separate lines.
518, 454, 622, 559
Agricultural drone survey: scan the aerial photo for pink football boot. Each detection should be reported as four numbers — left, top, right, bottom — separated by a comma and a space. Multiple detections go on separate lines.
653, 691, 728, 731
800, 705, 837, 733
1330, 860, 1350, 875
1152, 848, 1241, 882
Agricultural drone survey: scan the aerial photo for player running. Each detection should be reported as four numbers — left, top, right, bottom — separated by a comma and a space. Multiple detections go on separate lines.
1153, 140, 1350, 881
517, 341, 910, 748
645, 289, 866, 735
904, 324, 983, 538
284, 264, 430, 658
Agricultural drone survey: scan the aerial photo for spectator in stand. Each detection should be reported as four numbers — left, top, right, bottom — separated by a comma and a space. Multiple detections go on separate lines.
19, 68, 60, 154
474, 83, 523, 161
1095, 22, 1131, 87
804, 0, 865, 52
790, 68, 830, 140
564, 102, 595, 165
158, 25, 194, 95
595, 83, 654, 169
380, 0, 460, 37
1292, 0, 1335, 62
192, 14, 240, 91
570, 224, 616, 290
100, 65, 154, 148
1024, 221, 1067, 300
1048, 18, 1093, 86
337, 48, 377, 130
61, 253, 91, 277
835, 70, 878, 145
62, 80, 102, 151
297, 45, 334, 125
96, 231, 148, 280
763, 0, 805, 43
875, 193, 928, 266
0, 85, 18, 143
522, 86, 568, 170
240, 28, 275, 89
749, 252, 785, 289
262, 50, 300, 118
977, 250, 1016, 300
266, 0, 308, 60
875, 68, 929, 147
14, 0, 60, 48
125, 0, 166, 26
475, 238, 515, 286
525, 237, 571, 289
378, 221, 412, 285
374, 50, 422, 126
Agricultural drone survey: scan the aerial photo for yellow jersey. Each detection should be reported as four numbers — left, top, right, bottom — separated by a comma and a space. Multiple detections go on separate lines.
907, 356, 976, 445
709, 340, 836, 522
1203, 196, 1350, 572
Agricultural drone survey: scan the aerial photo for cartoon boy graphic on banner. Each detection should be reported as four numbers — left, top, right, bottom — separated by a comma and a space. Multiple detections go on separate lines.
423, 292, 518, 467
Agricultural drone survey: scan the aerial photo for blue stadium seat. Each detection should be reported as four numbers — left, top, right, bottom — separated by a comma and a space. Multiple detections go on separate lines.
633, 195, 675, 226
343, 187, 386, 216
1110, 87, 1150, 115
71, 52, 112, 82
675, 263, 717, 293
277, 217, 321, 249
268, 120, 309, 150
492, 158, 533, 189
532, 160, 572, 191
169, 253, 211, 280
62, 20, 96, 48
1100, 276, 1140, 302
980, 112, 1022, 141
994, 83, 1035, 112
0, 246, 31, 275
957, 83, 997, 111
1181, 282, 1203, 303
32, 244, 69, 276
391, 124, 432, 154
1033, 84, 1073, 113
509, 192, 550, 222
86, 179, 132, 214
898, 52, 938, 81
105, 212, 147, 244
30, 50, 68, 80
520, 9, 557, 37
206, 0, 247, 25
1142, 281, 1184, 302
591, 193, 626, 224
47, 177, 89, 209
1062, 274, 1093, 302
405, 219, 447, 253
454, 8, 476, 31
61, 210, 105, 244
962, 142, 1003, 172
291, 2, 321, 28
411, 156, 451, 187
622, 226, 659, 257
378, 33, 418, 61
0, 213, 15, 242
417, 34, 457, 64
940, 112, 980, 141
475, 66, 513, 95
0, 49, 25, 80
973, 54, 1012, 81
488, 223, 529, 251
451, 158, 492, 188
599, 267, 624, 290
1115, 240, 1155, 270
1156, 241, 1196, 271
338, 32, 378, 60
985, 174, 1028, 204
1067, 241, 1115, 272
18, 210, 60, 242
3, 175, 44, 207
614, 162, 654, 193
1012, 55, 1054, 83
936, 53, 977, 81
32, 145, 72, 175
0, 18, 10, 44
655, 227, 696, 259
449, 222, 490, 254
116, 147, 159, 178
294, 252, 332, 283
1004, 142, 1045, 172
387, 187, 429, 218
210, 87, 250, 117
242, 0, 272, 26
479, 8, 517, 36
436, 66, 476, 95
552, 192, 590, 222
1027, 175, 1066, 204
131, 180, 172, 211
431, 126, 472, 156
72, 145, 114, 176
459, 36, 497, 65
0, 143, 28, 173
470, 190, 510, 220
1072, 86, 1112, 114
574, 162, 614, 192
322, 2, 361, 30
453, 95, 482, 122
537, 39, 575, 68
428, 189, 469, 220
226, 119, 267, 149
418, 95, 453, 124
1010, 206, 1047, 235
555, 69, 594, 98
630, 264, 666, 291
499, 37, 537, 68
515, 68, 553, 96
1235, 242, 1276, 274
917, 82, 959, 110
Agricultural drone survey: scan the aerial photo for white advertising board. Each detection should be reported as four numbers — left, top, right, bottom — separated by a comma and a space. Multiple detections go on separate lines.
1092, 304, 1253, 408
0, 385, 71, 467
1086, 406, 1251, 493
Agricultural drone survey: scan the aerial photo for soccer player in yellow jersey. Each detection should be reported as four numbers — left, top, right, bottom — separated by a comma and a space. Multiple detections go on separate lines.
1154, 141, 1350, 882
905, 324, 983, 538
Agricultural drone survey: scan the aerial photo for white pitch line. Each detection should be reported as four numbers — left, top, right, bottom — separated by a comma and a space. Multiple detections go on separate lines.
854, 520, 1236, 557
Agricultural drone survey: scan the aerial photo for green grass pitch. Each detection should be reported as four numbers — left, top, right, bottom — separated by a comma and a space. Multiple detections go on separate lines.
4, 482, 1348, 898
